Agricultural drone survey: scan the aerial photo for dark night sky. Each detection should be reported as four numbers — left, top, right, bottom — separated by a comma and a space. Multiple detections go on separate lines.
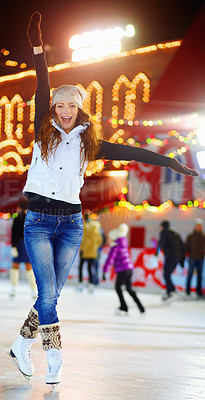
0, 0, 204, 75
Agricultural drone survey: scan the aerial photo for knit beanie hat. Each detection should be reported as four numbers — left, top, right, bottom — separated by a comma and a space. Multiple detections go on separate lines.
195, 218, 203, 225
108, 223, 129, 241
51, 85, 87, 108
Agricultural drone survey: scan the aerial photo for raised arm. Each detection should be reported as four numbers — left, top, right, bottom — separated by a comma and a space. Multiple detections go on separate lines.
96, 139, 199, 177
27, 12, 50, 140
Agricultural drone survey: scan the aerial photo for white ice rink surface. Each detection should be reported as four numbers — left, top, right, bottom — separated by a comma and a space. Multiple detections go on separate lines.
0, 279, 205, 400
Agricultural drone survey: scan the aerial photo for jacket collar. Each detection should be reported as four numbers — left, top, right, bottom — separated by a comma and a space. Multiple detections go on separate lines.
51, 118, 86, 139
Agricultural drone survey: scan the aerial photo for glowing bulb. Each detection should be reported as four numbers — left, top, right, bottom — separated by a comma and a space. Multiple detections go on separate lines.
111, 27, 124, 40
69, 34, 81, 50
124, 24, 135, 38
81, 32, 92, 47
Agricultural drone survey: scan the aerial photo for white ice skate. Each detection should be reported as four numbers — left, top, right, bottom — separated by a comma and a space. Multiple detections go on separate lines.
8, 335, 35, 379
88, 283, 94, 293
46, 348, 62, 389
76, 283, 83, 292
9, 288, 16, 299
161, 291, 177, 302
114, 308, 128, 316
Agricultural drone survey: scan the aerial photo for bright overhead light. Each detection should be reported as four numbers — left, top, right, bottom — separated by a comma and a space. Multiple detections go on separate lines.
69, 34, 81, 50
68, 24, 135, 62
91, 30, 104, 44
109, 40, 121, 54
72, 40, 122, 62
81, 32, 92, 47
110, 27, 124, 41
72, 48, 91, 62
123, 24, 135, 38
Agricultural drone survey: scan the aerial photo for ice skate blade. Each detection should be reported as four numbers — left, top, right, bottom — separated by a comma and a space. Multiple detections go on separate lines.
114, 308, 128, 316
7, 350, 31, 381
46, 383, 59, 391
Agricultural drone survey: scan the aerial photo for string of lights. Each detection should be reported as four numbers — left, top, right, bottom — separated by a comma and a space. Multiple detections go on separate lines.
0, 196, 204, 221
0, 91, 201, 177
0, 39, 181, 83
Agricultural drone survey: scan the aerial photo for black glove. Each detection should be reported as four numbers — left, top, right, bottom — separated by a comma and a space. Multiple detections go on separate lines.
27, 12, 43, 47
102, 273, 106, 281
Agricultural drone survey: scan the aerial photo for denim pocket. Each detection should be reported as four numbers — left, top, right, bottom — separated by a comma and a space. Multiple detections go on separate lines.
71, 217, 83, 229
24, 217, 41, 226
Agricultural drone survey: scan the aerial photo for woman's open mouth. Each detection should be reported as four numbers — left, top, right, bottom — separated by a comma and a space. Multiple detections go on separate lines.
62, 116, 72, 123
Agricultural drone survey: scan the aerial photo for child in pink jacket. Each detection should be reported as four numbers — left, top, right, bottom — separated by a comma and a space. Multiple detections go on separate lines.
103, 223, 145, 315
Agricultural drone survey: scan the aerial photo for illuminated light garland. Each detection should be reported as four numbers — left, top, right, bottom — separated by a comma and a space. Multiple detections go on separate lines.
85, 159, 105, 176
5, 60, 18, 67
109, 128, 125, 143
0, 195, 204, 219
0, 92, 199, 148
79, 81, 103, 131
0, 40, 182, 84
130, 41, 181, 56
107, 111, 200, 128
20, 63, 27, 69
108, 127, 198, 171
112, 73, 150, 128
0, 94, 25, 140
0, 139, 32, 154
0, 139, 33, 176
96, 127, 198, 173
115, 162, 205, 212
0, 106, 2, 138
0, 94, 36, 175
117, 197, 174, 213
29, 96, 35, 123
0, 89, 201, 179
0, 70, 36, 84
117, 193, 205, 213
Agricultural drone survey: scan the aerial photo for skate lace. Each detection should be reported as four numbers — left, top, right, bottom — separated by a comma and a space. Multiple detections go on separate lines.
48, 353, 62, 374
21, 339, 32, 364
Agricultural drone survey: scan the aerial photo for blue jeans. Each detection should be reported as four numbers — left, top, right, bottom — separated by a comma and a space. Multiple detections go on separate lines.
186, 258, 204, 295
24, 210, 83, 325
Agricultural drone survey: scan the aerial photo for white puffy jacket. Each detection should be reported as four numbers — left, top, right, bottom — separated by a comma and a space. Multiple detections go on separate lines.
23, 122, 88, 204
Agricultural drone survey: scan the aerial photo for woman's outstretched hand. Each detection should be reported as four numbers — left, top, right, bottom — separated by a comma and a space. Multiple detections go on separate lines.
27, 12, 43, 47
169, 158, 199, 176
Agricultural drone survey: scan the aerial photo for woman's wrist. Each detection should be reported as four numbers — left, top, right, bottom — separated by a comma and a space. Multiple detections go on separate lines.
33, 46, 43, 55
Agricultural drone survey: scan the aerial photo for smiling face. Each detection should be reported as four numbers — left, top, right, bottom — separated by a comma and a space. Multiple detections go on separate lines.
55, 101, 79, 133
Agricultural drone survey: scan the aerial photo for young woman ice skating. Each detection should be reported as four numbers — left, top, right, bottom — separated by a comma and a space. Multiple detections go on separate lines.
9, 12, 199, 388
103, 223, 145, 315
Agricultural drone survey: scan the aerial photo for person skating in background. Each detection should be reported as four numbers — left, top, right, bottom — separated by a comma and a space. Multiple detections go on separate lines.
103, 223, 145, 315
78, 212, 103, 292
157, 220, 185, 301
185, 218, 205, 298
10, 201, 37, 299
9, 12, 198, 388
92, 214, 106, 285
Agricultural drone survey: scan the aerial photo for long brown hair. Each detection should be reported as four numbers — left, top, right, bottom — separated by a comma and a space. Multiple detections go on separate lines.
37, 106, 102, 164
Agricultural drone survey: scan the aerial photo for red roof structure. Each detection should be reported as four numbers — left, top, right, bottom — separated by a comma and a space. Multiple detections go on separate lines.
137, 4, 205, 126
